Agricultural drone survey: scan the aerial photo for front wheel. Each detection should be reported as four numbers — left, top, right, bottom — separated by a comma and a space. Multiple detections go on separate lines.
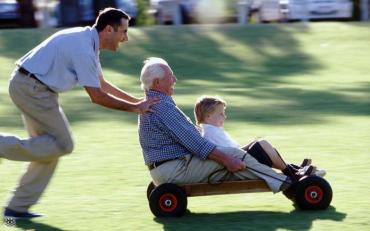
294, 176, 332, 210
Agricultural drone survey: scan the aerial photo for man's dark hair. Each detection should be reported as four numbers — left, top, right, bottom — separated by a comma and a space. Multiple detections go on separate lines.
94, 7, 130, 32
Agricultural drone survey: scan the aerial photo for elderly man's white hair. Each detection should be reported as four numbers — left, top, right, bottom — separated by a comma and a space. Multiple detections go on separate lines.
140, 57, 170, 91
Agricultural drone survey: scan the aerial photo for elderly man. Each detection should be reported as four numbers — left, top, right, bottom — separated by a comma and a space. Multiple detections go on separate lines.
138, 57, 295, 193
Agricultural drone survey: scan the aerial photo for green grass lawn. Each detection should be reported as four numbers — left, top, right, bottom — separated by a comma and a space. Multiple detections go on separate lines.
1, 22, 369, 231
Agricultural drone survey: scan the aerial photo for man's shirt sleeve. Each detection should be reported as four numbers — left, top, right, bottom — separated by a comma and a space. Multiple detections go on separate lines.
71, 53, 101, 88
155, 104, 216, 160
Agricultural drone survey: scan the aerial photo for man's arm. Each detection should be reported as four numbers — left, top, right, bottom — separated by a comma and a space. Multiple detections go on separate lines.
157, 105, 246, 170
208, 148, 246, 173
99, 75, 141, 103
85, 86, 159, 114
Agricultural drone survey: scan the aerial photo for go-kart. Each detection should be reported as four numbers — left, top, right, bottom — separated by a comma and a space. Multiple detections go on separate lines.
146, 175, 332, 217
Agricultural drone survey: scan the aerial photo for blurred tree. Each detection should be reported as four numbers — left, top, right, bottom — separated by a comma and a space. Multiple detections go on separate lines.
59, 0, 80, 26
352, 0, 360, 20
93, 0, 117, 17
17, 0, 37, 27
136, 0, 155, 26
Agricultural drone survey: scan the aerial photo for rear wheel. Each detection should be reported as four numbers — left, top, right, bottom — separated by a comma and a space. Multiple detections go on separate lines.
149, 183, 188, 217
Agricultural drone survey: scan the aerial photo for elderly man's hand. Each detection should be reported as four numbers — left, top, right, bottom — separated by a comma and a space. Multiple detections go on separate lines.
136, 96, 160, 114
208, 148, 246, 173
224, 155, 246, 173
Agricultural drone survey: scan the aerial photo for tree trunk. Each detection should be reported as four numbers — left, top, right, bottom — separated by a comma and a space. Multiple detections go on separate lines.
93, 0, 117, 17
17, 0, 37, 27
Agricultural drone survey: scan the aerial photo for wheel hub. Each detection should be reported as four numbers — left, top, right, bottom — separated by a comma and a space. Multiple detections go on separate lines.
305, 185, 323, 204
159, 193, 178, 212
164, 199, 172, 207
310, 191, 318, 199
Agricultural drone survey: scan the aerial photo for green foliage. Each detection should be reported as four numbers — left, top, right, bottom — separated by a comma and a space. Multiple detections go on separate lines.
135, 0, 155, 26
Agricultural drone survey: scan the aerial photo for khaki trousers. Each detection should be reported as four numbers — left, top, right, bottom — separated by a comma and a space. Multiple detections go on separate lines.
0, 70, 74, 212
150, 147, 287, 193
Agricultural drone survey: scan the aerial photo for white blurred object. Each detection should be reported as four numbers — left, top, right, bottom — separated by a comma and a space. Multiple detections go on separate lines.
360, 0, 369, 21
314, 169, 327, 177
258, 0, 283, 22
193, 0, 228, 24
157, 0, 181, 25
246, 0, 284, 23
284, 0, 353, 21
35, 0, 58, 28
237, 0, 251, 24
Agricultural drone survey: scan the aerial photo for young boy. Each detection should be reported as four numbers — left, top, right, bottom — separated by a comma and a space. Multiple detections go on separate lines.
194, 95, 326, 177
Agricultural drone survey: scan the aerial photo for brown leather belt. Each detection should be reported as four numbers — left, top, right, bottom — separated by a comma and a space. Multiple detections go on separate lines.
17, 67, 55, 93
148, 156, 185, 170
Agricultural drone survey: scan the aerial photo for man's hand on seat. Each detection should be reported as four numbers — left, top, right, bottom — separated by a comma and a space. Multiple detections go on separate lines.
223, 155, 246, 172
208, 148, 246, 173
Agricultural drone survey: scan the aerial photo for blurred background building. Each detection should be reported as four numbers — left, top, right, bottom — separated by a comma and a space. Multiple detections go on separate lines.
0, 0, 369, 28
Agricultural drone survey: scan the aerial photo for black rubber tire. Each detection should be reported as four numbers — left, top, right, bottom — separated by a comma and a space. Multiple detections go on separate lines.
294, 176, 333, 210
149, 183, 188, 217
147, 181, 156, 201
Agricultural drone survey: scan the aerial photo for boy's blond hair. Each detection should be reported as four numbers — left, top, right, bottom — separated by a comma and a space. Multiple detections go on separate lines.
194, 96, 226, 125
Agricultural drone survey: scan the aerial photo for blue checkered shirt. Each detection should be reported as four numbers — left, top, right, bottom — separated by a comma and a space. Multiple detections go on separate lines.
138, 90, 216, 165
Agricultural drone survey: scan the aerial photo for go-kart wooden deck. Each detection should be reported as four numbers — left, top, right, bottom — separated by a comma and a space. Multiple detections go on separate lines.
180, 180, 271, 197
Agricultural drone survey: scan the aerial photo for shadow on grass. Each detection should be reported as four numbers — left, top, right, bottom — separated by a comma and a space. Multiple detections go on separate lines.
154, 206, 346, 231
12, 219, 69, 231
99, 24, 321, 87
0, 82, 368, 130
0, 24, 318, 88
